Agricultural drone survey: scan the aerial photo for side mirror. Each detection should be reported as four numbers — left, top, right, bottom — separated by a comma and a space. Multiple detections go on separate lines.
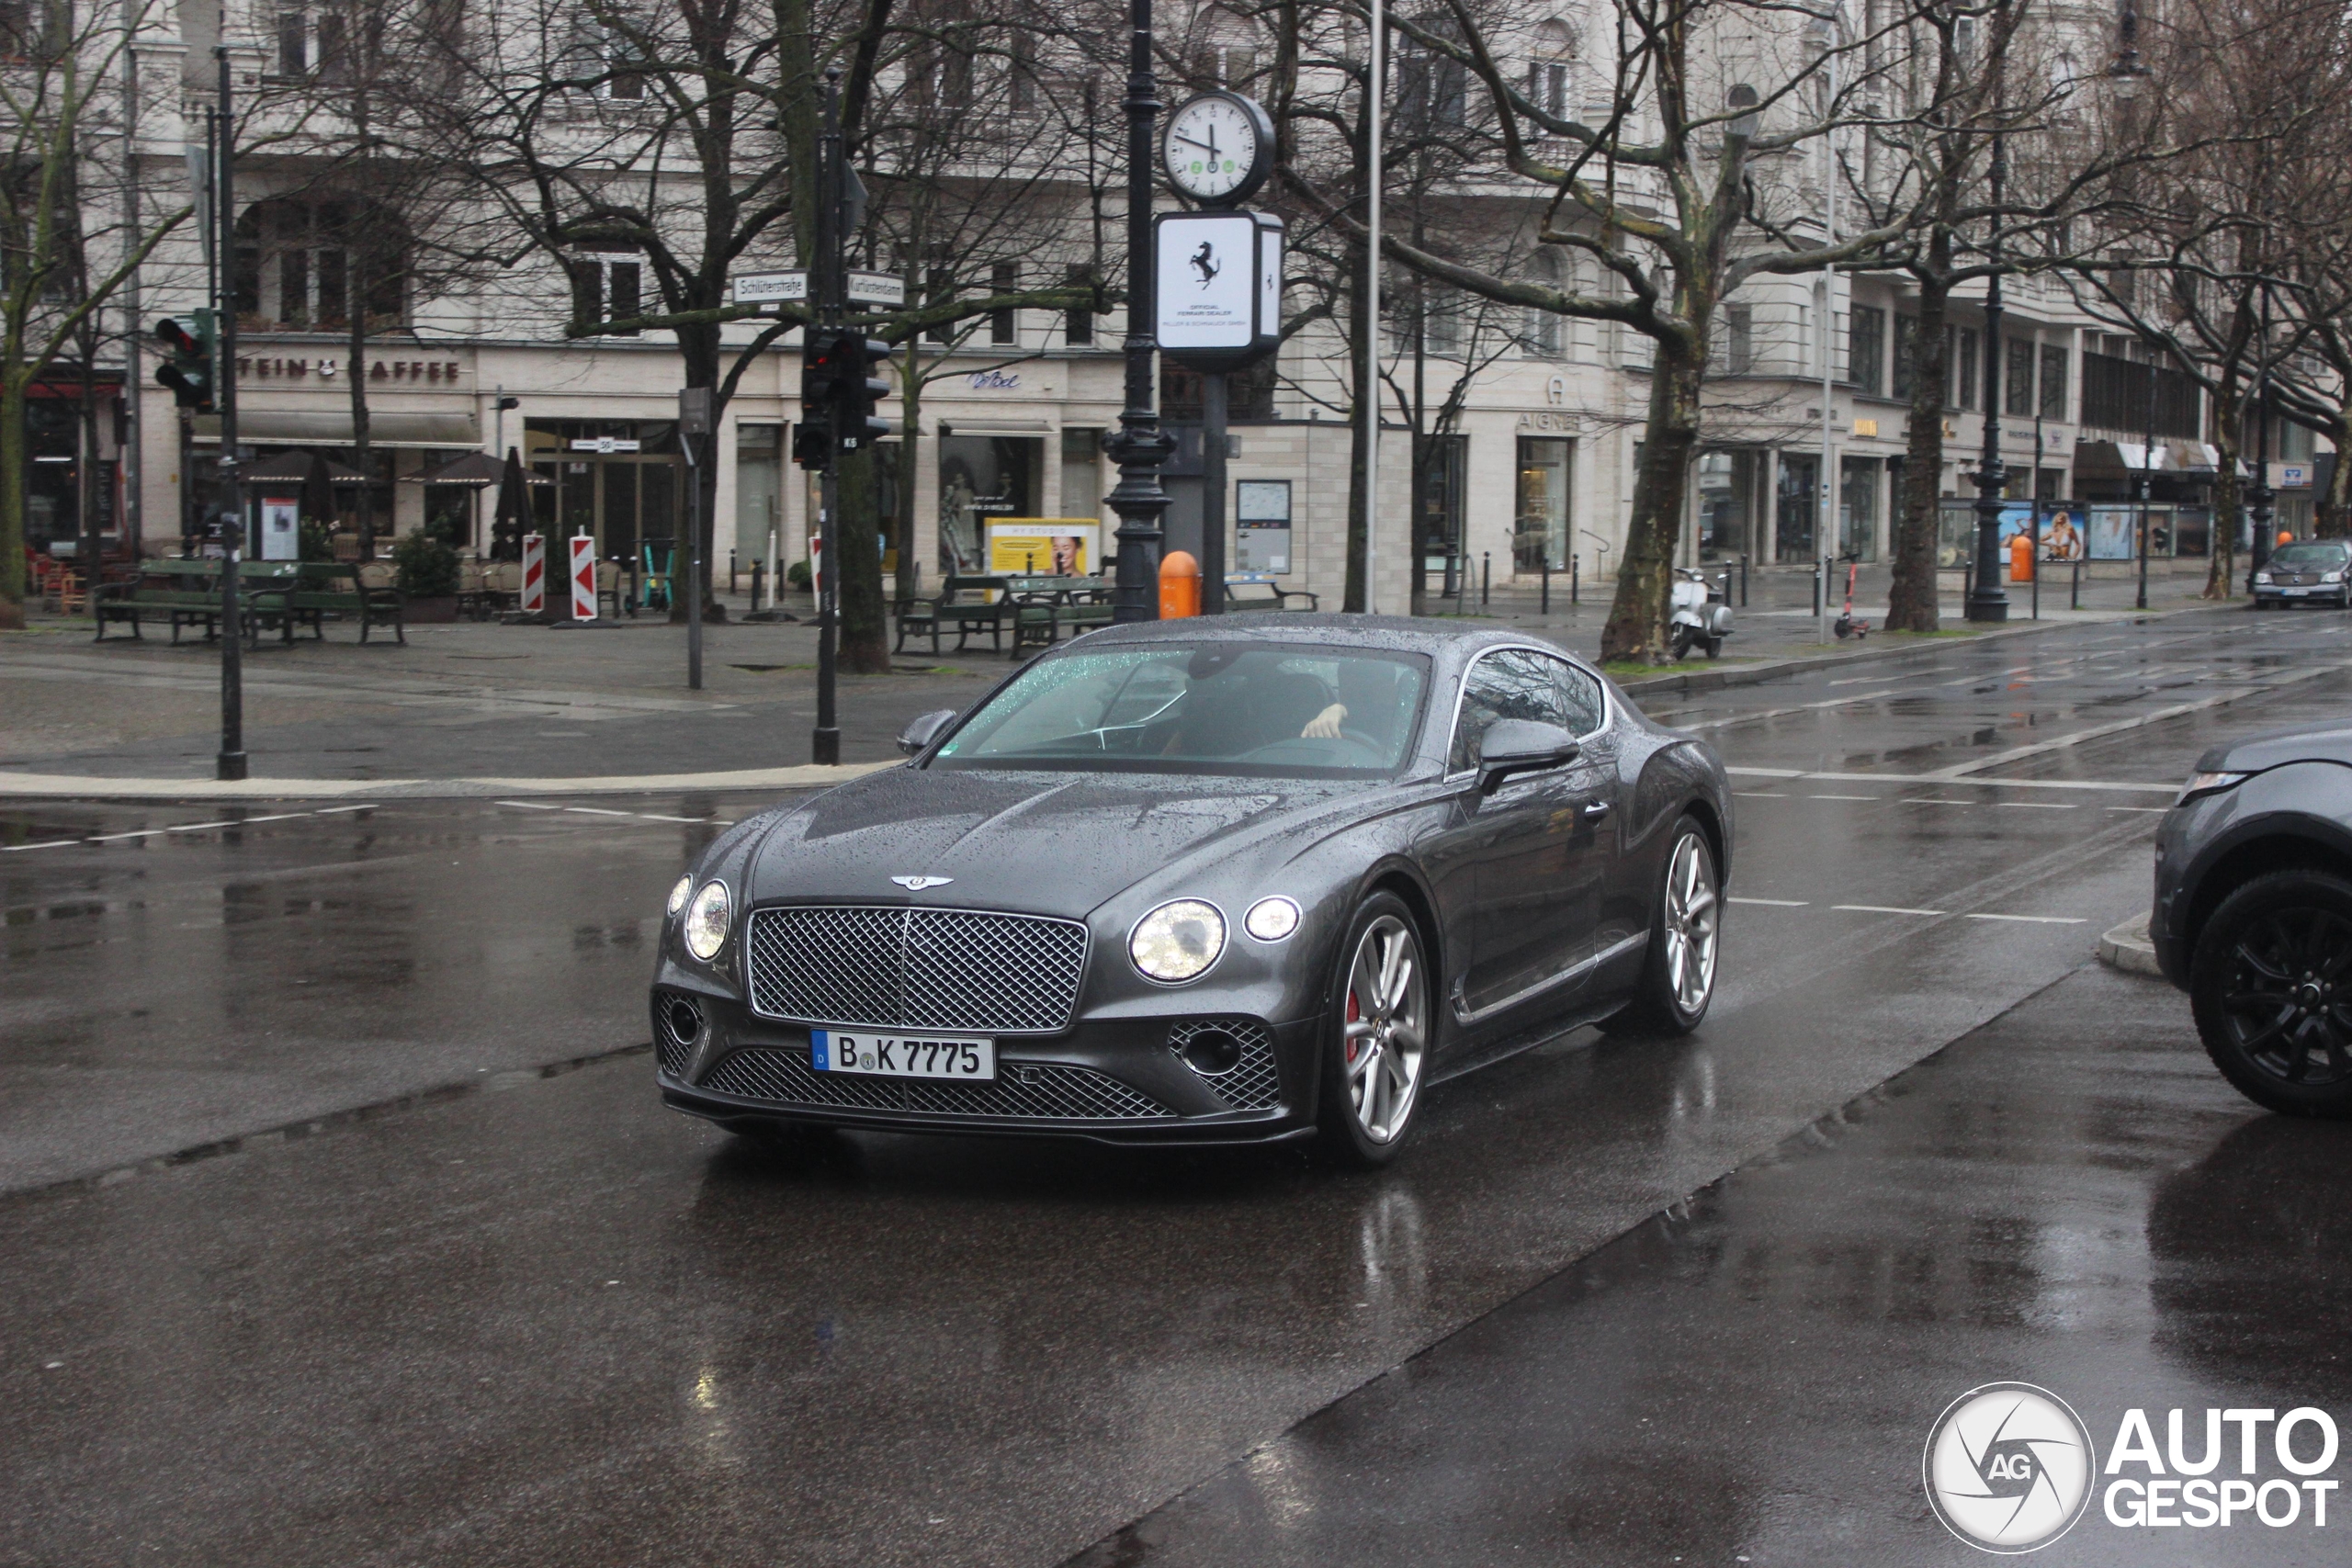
1476, 718, 1579, 795
896, 708, 959, 757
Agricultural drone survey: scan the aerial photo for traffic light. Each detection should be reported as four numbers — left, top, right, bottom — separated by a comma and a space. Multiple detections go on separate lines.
793, 330, 843, 469
155, 312, 217, 412
834, 335, 894, 454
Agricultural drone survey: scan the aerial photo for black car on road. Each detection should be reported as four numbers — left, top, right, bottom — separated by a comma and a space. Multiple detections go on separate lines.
651, 616, 1733, 1164
2251, 540, 2352, 610
2154, 719, 2352, 1115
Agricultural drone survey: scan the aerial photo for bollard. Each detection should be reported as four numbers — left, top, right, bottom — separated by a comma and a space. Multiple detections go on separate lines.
751, 558, 764, 611
1159, 549, 1201, 618
1481, 552, 1490, 606
1813, 559, 1823, 616
1963, 557, 1973, 603
1541, 558, 1550, 615
1739, 552, 1749, 607
2071, 557, 2081, 610
1571, 553, 1580, 606
729, 549, 738, 594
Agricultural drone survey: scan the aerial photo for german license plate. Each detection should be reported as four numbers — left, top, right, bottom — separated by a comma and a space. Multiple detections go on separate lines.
812, 1030, 995, 1080
2282, 586, 2312, 596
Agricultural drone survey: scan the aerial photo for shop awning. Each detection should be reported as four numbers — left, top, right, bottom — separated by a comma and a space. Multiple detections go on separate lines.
192, 411, 482, 448
2074, 440, 2219, 481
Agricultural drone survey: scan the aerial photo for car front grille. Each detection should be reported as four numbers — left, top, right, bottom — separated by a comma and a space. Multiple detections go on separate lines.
744, 905, 1089, 1034
1169, 1018, 1283, 1111
700, 1047, 1173, 1121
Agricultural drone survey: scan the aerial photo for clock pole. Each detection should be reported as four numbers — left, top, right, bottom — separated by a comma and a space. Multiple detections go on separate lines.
1107, 0, 1172, 624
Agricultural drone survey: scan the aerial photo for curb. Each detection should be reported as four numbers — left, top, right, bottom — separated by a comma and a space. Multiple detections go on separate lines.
2097, 911, 2163, 977
0, 761, 896, 803
1611, 604, 2201, 700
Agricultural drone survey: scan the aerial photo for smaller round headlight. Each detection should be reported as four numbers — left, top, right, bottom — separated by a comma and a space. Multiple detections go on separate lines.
667, 872, 694, 918
1130, 899, 1227, 983
1244, 896, 1301, 942
684, 881, 732, 963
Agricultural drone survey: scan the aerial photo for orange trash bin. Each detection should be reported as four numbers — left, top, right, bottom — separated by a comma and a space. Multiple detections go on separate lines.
1159, 550, 1201, 618
2009, 530, 2033, 583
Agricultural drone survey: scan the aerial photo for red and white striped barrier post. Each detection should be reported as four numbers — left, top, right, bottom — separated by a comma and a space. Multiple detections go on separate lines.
569, 535, 597, 622
520, 533, 546, 615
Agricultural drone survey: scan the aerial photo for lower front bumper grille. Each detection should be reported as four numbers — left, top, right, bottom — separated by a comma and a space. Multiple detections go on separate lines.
700, 1047, 1175, 1121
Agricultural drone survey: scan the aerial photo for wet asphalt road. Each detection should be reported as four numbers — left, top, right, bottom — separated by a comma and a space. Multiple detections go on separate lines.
2, 606, 2349, 1565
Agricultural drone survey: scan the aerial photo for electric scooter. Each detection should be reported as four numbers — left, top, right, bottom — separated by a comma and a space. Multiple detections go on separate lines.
1833, 559, 1871, 640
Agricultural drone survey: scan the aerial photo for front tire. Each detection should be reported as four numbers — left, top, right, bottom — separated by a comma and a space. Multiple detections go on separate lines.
1601, 816, 1722, 1037
1315, 892, 1431, 1168
2188, 870, 2352, 1117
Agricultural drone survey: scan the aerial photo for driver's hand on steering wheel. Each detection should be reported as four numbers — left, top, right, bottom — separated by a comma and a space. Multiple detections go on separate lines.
1302, 703, 1349, 739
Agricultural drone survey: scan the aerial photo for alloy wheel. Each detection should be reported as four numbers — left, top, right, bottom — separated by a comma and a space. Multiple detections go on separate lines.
1343, 914, 1426, 1143
2219, 906, 2352, 1087
1662, 831, 1720, 1019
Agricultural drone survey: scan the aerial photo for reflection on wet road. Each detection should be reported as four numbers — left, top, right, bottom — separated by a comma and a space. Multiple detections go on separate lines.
2, 607, 2346, 1565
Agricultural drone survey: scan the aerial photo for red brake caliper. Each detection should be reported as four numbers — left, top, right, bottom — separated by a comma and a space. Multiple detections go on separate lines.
1345, 990, 1361, 1061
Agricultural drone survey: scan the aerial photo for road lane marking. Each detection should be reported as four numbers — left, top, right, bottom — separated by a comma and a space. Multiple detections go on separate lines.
1808, 794, 1878, 801
2003, 802, 2079, 810
164, 820, 240, 833
1904, 797, 1976, 806
2105, 806, 2167, 813
493, 800, 563, 811
1733, 791, 1788, 798
314, 805, 376, 815
560, 807, 633, 817
1965, 912, 2086, 924
1729, 897, 1809, 907
1725, 767, 2177, 795
0, 840, 81, 852
85, 829, 166, 841
1834, 904, 1946, 916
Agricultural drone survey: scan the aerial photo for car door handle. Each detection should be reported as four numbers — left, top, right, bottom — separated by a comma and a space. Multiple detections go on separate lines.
1580, 801, 1612, 818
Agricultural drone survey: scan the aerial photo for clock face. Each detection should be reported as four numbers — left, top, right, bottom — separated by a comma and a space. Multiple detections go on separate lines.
1164, 94, 1265, 203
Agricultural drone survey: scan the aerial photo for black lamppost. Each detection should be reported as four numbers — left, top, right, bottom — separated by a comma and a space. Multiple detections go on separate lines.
2136, 343, 2155, 610
1104, 0, 1171, 622
1965, 129, 2009, 623
216, 39, 247, 780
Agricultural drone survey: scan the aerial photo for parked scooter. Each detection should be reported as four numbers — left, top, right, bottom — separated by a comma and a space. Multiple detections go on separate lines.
1833, 559, 1871, 640
1669, 567, 1735, 660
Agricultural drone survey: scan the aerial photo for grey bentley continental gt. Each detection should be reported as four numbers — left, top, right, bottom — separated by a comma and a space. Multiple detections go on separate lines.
651, 616, 1733, 1165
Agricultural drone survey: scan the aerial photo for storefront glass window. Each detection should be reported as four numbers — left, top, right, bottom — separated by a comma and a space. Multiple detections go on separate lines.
1776, 454, 1818, 562
1840, 457, 1879, 560
938, 434, 1039, 574
1514, 436, 1571, 571
735, 424, 782, 565
1696, 449, 1763, 563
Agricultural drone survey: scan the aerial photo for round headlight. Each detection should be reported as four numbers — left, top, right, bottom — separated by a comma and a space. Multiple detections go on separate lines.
684, 881, 732, 963
1244, 896, 1301, 942
1129, 899, 1227, 983
667, 872, 694, 918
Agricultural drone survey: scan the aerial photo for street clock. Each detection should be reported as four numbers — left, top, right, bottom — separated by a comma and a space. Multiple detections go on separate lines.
1162, 91, 1274, 207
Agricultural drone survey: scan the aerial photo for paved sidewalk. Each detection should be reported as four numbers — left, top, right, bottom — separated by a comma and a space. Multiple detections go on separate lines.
1, 564, 2233, 795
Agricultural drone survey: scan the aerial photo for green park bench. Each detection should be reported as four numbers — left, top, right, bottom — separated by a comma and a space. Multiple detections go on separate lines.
896, 574, 1019, 656
93, 558, 238, 644
1223, 579, 1319, 613
280, 561, 407, 645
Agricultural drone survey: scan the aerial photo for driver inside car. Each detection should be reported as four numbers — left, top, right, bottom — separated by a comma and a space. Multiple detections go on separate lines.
1301, 660, 1401, 745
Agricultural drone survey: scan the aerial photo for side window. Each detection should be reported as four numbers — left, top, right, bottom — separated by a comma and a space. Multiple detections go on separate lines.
1544, 656, 1606, 735
1448, 649, 1560, 773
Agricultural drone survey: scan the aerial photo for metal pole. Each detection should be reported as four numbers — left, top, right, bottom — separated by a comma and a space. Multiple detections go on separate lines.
684, 430, 702, 690
1480, 550, 1489, 605
1106, 0, 1170, 622
215, 36, 245, 781
122, 31, 141, 558
1540, 557, 1549, 614
1817, 20, 1838, 646
1202, 371, 1227, 613
1965, 128, 2009, 623
812, 71, 842, 762
2030, 333, 2043, 620
2248, 286, 2276, 588
1362, 0, 1383, 613
1570, 551, 1579, 605
2137, 350, 2154, 611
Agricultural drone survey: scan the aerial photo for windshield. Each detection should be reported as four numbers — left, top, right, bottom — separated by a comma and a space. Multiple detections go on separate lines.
930, 644, 1431, 777
2270, 543, 2349, 570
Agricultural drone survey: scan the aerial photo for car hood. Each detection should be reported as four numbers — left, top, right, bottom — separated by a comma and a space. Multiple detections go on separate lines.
744, 766, 1368, 919
2199, 720, 2352, 775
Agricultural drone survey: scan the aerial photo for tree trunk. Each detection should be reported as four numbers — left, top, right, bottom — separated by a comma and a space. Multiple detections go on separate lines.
1888, 272, 1951, 632
2319, 411, 2352, 538
2204, 378, 2242, 599
1599, 340, 1703, 663
0, 373, 27, 625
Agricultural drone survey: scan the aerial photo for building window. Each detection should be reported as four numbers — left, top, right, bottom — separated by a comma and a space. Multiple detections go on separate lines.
1949, 326, 1978, 409
2039, 342, 2067, 420
1523, 251, 1564, 356
232, 196, 405, 330
571, 249, 642, 335
989, 261, 1017, 345
1716, 303, 1753, 374
1063, 265, 1094, 346
2006, 338, 2035, 417
1848, 305, 1884, 395
1527, 18, 1575, 119
1893, 315, 1918, 400
1517, 438, 1574, 570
